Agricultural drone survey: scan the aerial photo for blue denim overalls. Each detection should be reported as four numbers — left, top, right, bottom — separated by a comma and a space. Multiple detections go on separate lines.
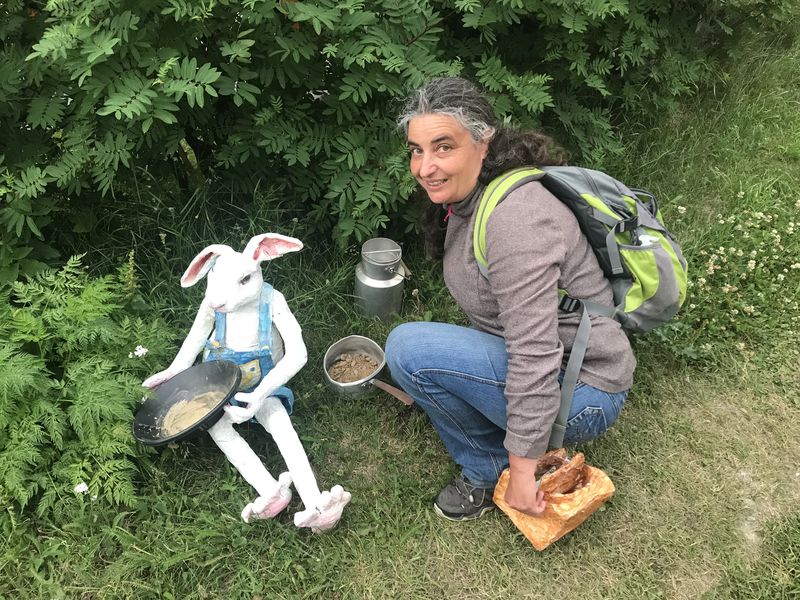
204, 283, 294, 415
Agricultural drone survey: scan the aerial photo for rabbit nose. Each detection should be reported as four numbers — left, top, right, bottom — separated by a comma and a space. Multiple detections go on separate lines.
210, 302, 226, 311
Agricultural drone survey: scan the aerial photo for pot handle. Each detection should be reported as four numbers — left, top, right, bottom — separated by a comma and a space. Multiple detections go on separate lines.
371, 378, 414, 406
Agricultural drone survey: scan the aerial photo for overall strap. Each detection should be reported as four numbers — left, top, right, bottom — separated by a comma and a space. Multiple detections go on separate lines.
213, 310, 227, 344
257, 282, 274, 351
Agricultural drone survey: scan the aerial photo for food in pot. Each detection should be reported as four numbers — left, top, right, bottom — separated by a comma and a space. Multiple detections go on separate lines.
161, 390, 225, 436
327, 352, 379, 383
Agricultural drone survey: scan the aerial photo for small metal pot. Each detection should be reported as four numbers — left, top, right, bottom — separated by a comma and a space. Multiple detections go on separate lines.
323, 335, 413, 405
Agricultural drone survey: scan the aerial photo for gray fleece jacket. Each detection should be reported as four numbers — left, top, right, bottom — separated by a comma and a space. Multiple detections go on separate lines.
443, 180, 636, 458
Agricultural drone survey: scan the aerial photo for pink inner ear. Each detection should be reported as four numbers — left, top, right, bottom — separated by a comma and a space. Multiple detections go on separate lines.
252, 237, 300, 261
184, 251, 216, 283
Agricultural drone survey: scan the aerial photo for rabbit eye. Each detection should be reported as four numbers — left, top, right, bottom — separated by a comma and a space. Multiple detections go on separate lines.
239, 274, 252, 285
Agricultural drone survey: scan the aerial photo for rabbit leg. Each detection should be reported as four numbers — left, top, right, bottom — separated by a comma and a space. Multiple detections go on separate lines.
292, 485, 352, 534
255, 396, 351, 533
254, 396, 322, 507
208, 412, 292, 521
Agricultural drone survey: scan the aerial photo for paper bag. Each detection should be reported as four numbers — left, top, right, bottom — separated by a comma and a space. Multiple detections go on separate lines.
492, 453, 615, 551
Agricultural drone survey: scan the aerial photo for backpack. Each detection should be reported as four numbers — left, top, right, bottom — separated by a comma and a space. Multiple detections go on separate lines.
473, 166, 688, 447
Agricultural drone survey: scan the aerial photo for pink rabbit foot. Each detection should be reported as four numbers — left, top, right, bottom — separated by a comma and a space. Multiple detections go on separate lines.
241, 472, 293, 523
293, 485, 352, 534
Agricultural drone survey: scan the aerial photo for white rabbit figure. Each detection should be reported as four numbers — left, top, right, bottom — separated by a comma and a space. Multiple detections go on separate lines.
143, 233, 351, 533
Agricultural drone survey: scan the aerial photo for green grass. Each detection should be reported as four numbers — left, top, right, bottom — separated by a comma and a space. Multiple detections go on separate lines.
3, 28, 800, 600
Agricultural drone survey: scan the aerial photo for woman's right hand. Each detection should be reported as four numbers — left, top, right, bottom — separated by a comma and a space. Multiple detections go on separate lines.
504, 453, 547, 517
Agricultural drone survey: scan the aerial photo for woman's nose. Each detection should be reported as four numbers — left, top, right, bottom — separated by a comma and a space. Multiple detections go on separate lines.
418, 153, 437, 177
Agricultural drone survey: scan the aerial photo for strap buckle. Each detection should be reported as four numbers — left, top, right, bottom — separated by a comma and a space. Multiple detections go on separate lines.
558, 295, 582, 313
615, 216, 638, 233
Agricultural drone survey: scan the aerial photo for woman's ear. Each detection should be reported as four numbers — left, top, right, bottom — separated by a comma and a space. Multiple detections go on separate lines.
478, 128, 495, 160
479, 140, 489, 160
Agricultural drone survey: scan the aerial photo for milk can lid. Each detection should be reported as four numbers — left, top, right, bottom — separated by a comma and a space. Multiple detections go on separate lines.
361, 238, 401, 265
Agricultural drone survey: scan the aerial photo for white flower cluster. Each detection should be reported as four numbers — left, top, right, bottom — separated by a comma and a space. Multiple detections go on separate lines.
128, 345, 149, 358
684, 200, 800, 347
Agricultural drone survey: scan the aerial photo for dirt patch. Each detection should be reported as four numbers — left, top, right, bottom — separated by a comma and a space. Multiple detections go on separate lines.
327, 352, 379, 383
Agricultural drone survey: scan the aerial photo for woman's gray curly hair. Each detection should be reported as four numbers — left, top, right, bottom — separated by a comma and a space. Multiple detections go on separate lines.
397, 77, 497, 143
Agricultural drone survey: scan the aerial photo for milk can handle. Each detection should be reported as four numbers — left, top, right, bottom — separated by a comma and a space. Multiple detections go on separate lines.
387, 259, 412, 279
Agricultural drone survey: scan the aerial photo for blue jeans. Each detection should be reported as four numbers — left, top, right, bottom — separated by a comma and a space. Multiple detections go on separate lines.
385, 322, 627, 488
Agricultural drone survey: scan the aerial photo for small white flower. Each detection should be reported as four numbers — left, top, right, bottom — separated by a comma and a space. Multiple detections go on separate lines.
736, 342, 746, 351
133, 345, 149, 358
74, 482, 89, 494
677, 206, 687, 214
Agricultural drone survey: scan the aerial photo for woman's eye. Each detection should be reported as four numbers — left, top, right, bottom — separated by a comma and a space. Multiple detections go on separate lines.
240, 274, 252, 285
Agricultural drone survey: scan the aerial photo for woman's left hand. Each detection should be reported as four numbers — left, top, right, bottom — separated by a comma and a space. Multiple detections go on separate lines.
505, 453, 547, 517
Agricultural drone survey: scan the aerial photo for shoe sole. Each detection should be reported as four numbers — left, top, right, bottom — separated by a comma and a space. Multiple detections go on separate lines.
433, 502, 495, 522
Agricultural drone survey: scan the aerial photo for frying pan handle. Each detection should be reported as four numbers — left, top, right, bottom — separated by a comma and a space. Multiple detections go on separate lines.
371, 378, 414, 406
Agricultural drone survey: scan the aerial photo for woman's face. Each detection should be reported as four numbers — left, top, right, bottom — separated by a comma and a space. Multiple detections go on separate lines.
407, 114, 489, 205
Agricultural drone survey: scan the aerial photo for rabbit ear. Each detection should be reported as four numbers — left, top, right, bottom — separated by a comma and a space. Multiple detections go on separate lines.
181, 244, 234, 288
244, 233, 303, 265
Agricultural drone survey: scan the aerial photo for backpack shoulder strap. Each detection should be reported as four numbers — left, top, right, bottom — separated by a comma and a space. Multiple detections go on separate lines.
474, 167, 545, 277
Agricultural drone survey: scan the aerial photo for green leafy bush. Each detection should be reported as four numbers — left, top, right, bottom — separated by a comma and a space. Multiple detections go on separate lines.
1, 0, 797, 281
0, 254, 176, 520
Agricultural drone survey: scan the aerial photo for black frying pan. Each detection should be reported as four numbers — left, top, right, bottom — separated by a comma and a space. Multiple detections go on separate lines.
132, 360, 242, 447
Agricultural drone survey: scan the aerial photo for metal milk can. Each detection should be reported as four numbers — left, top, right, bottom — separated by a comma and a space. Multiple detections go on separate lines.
354, 238, 409, 320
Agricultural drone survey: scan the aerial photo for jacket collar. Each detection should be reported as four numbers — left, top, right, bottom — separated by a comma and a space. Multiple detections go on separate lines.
448, 182, 485, 219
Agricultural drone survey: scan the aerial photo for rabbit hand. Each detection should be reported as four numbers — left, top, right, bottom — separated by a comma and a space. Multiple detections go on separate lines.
142, 368, 183, 389
223, 392, 264, 424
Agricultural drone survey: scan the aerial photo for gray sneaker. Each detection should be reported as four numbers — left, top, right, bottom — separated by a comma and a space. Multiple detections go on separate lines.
433, 475, 495, 521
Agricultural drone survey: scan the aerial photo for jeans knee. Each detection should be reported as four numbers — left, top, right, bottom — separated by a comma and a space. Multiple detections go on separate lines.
385, 322, 423, 374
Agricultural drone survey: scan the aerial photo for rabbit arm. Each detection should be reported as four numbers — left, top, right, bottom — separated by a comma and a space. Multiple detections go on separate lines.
242, 290, 307, 402
168, 300, 216, 371
143, 302, 216, 388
